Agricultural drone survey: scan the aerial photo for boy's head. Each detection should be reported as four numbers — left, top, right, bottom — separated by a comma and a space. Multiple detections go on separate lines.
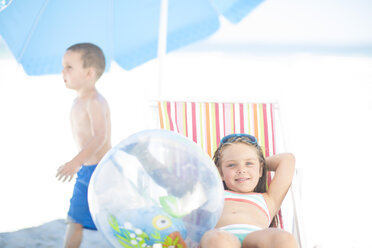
66, 43, 106, 80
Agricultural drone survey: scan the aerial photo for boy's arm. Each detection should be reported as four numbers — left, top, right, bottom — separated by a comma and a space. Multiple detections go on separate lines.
265, 153, 295, 212
56, 98, 108, 182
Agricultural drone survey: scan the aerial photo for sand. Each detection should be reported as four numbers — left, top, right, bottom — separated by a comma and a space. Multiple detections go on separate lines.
0, 219, 111, 248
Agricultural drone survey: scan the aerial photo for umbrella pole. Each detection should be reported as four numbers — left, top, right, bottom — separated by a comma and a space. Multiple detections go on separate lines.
157, 0, 168, 98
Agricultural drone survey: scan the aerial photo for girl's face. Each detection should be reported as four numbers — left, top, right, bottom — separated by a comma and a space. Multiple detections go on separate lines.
219, 143, 262, 193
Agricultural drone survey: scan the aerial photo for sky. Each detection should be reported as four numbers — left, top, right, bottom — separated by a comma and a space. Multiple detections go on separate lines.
210, 0, 372, 46
1, 1, 372, 248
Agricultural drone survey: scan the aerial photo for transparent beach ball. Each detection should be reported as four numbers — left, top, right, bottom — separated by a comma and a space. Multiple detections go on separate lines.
0, 0, 13, 12
88, 129, 224, 248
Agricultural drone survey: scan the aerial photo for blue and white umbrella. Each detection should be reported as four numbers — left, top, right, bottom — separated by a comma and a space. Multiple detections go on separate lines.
0, 0, 263, 76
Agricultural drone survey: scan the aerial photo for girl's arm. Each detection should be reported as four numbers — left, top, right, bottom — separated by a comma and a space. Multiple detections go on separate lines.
265, 153, 295, 214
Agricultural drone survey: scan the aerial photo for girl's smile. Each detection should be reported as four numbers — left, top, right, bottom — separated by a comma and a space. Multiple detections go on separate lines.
235, 177, 250, 182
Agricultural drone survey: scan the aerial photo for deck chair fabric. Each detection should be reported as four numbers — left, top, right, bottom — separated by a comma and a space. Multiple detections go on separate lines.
157, 101, 283, 228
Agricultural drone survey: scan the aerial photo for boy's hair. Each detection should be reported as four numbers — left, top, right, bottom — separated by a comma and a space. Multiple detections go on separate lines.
213, 136, 279, 227
67, 43, 106, 79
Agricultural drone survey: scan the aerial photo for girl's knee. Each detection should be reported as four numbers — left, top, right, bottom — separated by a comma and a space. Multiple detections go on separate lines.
200, 229, 240, 248
244, 229, 298, 248
272, 230, 298, 248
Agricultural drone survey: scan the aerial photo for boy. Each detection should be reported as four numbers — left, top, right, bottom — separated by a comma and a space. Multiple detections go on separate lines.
56, 43, 112, 248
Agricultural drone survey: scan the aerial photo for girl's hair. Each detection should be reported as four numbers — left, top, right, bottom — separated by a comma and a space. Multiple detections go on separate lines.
213, 135, 279, 227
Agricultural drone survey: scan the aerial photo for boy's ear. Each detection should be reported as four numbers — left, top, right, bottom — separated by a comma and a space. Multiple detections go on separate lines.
86, 67, 96, 80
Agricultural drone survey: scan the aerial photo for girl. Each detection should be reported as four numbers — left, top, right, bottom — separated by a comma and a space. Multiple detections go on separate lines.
200, 134, 298, 248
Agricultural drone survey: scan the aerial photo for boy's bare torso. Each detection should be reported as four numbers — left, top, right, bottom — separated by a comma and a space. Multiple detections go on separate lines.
70, 93, 111, 165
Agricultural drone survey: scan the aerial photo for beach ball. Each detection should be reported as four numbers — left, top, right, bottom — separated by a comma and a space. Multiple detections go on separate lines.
88, 129, 224, 248
0, 0, 13, 12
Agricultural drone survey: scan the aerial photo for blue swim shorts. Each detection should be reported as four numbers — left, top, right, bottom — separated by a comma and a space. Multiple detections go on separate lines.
219, 224, 262, 243
67, 164, 97, 230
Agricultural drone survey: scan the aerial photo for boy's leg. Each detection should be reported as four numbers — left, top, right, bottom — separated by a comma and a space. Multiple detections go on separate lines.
64, 165, 97, 248
200, 229, 241, 248
243, 228, 298, 248
64, 222, 83, 248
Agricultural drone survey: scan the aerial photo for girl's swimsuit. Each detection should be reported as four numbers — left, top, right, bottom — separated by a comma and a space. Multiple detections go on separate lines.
219, 190, 271, 243
219, 224, 262, 243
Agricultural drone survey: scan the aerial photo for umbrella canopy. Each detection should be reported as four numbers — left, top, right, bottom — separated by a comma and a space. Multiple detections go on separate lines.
0, 0, 263, 76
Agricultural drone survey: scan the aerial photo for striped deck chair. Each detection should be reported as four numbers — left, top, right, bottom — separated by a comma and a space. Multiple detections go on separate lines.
157, 100, 306, 248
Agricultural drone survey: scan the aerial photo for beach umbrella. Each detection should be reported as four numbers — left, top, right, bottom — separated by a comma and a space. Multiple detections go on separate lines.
0, 0, 264, 77
0, 0, 13, 12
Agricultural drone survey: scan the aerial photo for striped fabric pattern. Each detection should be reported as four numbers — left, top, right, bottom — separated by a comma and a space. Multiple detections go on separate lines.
219, 224, 262, 240
224, 190, 271, 224
158, 101, 276, 158
157, 100, 283, 229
